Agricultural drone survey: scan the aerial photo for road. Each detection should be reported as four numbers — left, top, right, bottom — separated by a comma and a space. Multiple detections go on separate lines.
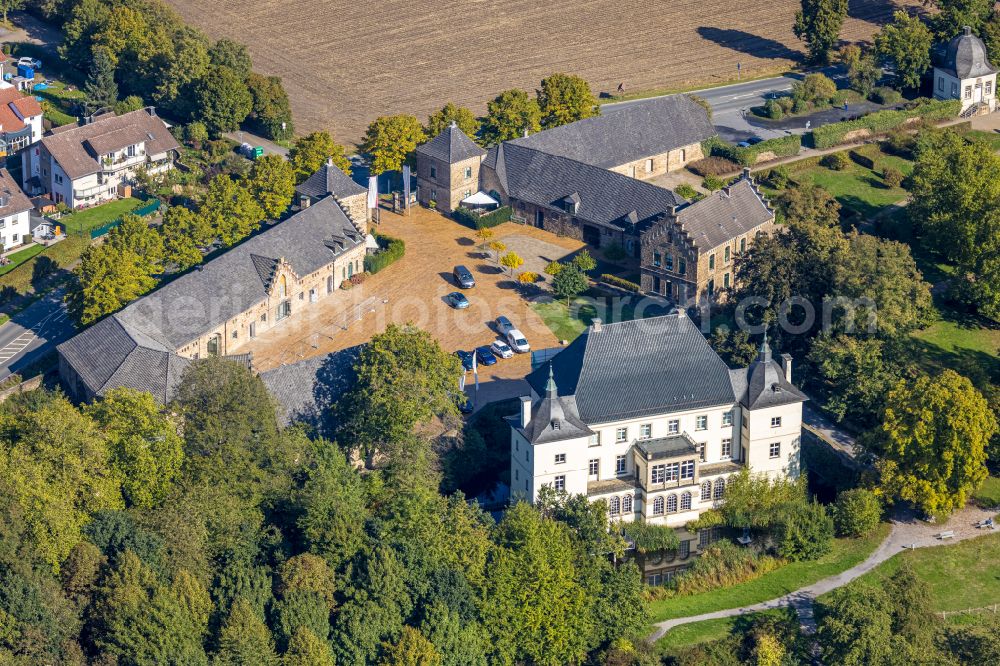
604, 66, 846, 142
224, 130, 289, 157
0, 289, 75, 382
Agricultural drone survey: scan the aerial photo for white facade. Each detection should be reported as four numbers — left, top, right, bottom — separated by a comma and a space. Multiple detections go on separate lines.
933, 68, 996, 113
933, 26, 999, 115
0, 208, 30, 251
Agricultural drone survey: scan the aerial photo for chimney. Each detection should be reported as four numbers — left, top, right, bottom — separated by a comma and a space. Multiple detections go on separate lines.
326, 157, 334, 168
591, 318, 602, 333
450, 120, 457, 129
523, 127, 529, 138
743, 167, 751, 180
779, 353, 793, 382
520, 395, 532, 427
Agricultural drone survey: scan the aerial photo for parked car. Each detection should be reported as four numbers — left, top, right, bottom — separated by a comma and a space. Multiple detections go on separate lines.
475, 345, 498, 366
506, 329, 530, 353
491, 339, 514, 359
446, 291, 469, 309
737, 140, 751, 148
459, 397, 475, 414
495, 315, 514, 335
748, 136, 763, 145
453, 265, 475, 289
454, 350, 474, 371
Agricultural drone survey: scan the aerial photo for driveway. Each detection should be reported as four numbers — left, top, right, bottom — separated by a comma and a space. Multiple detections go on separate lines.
244, 206, 587, 404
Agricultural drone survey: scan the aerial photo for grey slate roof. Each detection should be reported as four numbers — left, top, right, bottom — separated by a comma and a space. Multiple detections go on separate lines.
520, 365, 594, 444
635, 433, 699, 460
484, 142, 685, 231
674, 176, 773, 250
0, 168, 33, 218
509, 94, 715, 168
260, 345, 360, 434
295, 159, 366, 200
732, 342, 807, 410
938, 26, 997, 79
415, 124, 486, 164
58, 197, 363, 403
526, 314, 737, 424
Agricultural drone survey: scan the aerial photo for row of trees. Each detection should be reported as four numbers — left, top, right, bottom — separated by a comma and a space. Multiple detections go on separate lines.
68, 153, 296, 324
0, 323, 648, 664
40, 0, 293, 138
359, 72, 599, 175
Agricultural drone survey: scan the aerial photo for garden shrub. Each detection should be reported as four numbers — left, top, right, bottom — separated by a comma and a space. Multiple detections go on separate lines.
702, 175, 726, 191
831, 489, 882, 537
810, 98, 961, 149
760, 166, 791, 190
622, 522, 679, 555
778, 97, 794, 113
883, 129, 916, 157
773, 501, 834, 561
675, 183, 700, 200
882, 166, 904, 188
600, 274, 640, 292
848, 150, 876, 169
602, 243, 628, 262
543, 260, 564, 276
363, 232, 405, 274
792, 73, 837, 106
820, 152, 850, 170
517, 271, 538, 283
764, 98, 784, 120
672, 541, 783, 596
688, 156, 740, 177
871, 86, 903, 105
451, 205, 512, 230
792, 98, 809, 114
710, 135, 802, 167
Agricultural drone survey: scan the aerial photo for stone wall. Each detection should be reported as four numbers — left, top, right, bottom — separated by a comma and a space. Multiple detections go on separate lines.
415, 154, 483, 212
607, 141, 705, 180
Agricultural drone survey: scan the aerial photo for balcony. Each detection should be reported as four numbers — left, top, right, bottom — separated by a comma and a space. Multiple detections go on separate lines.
100, 152, 146, 173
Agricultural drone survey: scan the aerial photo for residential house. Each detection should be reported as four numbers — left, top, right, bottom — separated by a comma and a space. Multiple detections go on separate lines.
933, 26, 997, 116
58, 196, 367, 402
640, 170, 775, 304
480, 142, 685, 256
0, 85, 43, 159
295, 158, 370, 231
0, 167, 34, 252
414, 122, 486, 212
21, 108, 179, 209
509, 94, 716, 179
510, 314, 805, 582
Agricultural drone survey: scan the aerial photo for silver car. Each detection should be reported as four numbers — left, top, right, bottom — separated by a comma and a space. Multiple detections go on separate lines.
491, 339, 514, 359
495, 315, 514, 335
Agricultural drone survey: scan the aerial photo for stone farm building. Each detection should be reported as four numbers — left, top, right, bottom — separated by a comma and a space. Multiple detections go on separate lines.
510, 314, 806, 582
414, 122, 487, 212
57, 196, 366, 402
296, 157, 371, 228
21, 108, 179, 209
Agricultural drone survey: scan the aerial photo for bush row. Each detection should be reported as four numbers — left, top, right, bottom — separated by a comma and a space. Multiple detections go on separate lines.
600, 274, 641, 292
452, 205, 512, 230
810, 98, 961, 149
708, 135, 802, 167
672, 540, 783, 596
363, 232, 405, 274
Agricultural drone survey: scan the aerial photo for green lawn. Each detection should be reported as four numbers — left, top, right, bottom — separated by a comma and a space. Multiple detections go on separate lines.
825, 532, 1000, 612
654, 610, 790, 653
647, 523, 890, 622
911, 314, 1000, 361
0, 235, 89, 299
783, 146, 913, 220
0, 244, 45, 277
33, 80, 85, 128
963, 129, 1000, 152
530, 290, 672, 342
974, 477, 1000, 509
59, 198, 142, 235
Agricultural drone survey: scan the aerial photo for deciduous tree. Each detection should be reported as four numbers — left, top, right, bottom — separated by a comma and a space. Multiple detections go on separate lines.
499, 251, 524, 276
551, 263, 587, 302
481, 88, 541, 144
362, 115, 426, 175
283, 627, 335, 666
248, 154, 295, 219
425, 102, 480, 141
192, 65, 252, 136
68, 242, 158, 325
838, 45, 880, 97
246, 72, 294, 140
875, 11, 934, 89
201, 174, 264, 246
288, 130, 350, 181
379, 626, 442, 666
793, 0, 849, 63
208, 38, 252, 79
536, 73, 598, 128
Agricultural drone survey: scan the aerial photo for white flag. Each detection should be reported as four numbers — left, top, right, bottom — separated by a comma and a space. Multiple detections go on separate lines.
402, 165, 411, 204
367, 176, 378, 209
458, 372, 466, 392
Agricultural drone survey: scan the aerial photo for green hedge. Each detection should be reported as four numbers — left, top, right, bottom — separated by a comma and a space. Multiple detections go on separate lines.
809, 98, 961, 150
848, 150, 876, 169
452, 205, 512, 230
706, 135, 802, 166
363, 232, 405, 274
600, 274, 641, 292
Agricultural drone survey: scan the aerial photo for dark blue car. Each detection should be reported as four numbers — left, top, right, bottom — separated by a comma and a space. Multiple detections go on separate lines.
475, 345, 498, 366
455, 350, 474, 372
446, 291, 470, 309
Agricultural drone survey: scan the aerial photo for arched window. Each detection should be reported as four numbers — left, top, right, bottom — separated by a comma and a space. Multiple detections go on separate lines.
653, 496, 664, 515
714, 478, 726, 499
666, 494, 678, 513
701, 481, 712, 501
622, 495, 633, 514
278, 274, 287, 298
680, 492, 692, 511
609, 496, 621, 516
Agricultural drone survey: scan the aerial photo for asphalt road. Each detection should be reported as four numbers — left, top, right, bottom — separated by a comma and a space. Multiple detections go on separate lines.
0, 289, 74, 382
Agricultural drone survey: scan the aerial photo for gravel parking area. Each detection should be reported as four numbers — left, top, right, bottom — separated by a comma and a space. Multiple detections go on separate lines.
246, 206, 588, 398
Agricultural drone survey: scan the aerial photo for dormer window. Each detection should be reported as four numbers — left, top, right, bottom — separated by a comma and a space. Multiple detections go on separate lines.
551, 419, 561, 431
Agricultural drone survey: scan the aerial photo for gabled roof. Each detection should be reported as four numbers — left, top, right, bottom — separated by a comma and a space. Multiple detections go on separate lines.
672, 175, 773, 250
415, 124, 486, 164
260, 345, 361, 433
39, 108, 179, 180
483, 142, 685, 231
295, 159, 366, 200
58, 197, 363, 402
509, 94, 716, 168
936, 26, 997, 79
0, 168, 33, 218
0, 87, 41, 135
526, 314, 737, 424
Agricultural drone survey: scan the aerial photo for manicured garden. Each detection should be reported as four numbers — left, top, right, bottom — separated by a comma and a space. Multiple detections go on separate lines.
530, 290, 671, 341
59, 197, 143, 235
826, 531, 1000, 612
646, 523, 890, 622
0, 244, 45, 277
654, 610, 788, 653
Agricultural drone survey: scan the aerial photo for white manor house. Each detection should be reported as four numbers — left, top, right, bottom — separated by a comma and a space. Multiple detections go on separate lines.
510, 314, 806, 574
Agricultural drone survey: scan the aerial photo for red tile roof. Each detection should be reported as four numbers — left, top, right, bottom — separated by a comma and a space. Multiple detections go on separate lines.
0, 86, 41, 134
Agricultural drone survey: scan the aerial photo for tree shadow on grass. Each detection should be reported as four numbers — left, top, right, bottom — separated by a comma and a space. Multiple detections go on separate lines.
697, 27, 804, 63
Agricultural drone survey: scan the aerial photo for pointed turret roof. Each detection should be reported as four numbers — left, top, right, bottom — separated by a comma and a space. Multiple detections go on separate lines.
415, 123, 486, 164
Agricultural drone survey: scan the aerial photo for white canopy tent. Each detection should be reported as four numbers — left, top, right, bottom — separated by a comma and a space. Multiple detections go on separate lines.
460, 191, 499, 210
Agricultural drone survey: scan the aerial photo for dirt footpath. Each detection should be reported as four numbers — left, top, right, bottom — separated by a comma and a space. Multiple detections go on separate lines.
246, 207, 585, 393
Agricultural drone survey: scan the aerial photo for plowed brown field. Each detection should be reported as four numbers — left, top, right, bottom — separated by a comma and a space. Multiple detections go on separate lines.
165, 0, 920, 142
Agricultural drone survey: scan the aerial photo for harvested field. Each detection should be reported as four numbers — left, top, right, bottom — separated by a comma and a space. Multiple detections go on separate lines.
164, 0, 920, 143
